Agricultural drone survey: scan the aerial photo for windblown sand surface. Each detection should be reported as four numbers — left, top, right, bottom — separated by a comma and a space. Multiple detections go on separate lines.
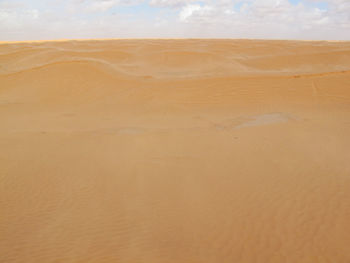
1, 39, 350, 263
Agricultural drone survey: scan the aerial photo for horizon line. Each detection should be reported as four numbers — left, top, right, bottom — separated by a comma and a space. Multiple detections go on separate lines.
1, 37, 349, 45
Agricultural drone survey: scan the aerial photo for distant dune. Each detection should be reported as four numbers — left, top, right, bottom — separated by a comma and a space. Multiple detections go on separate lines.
1, 39, 350, 263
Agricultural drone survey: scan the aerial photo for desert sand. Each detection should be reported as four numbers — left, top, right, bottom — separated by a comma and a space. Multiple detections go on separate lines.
1, 39, 350, 263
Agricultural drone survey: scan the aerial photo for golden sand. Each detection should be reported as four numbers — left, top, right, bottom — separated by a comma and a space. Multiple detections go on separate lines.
1, 39, 350, 262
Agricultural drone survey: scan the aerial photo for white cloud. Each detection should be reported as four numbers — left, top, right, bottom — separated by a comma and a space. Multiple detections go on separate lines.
149, 0, 197, 8
179, 4, 214, 21
0, 0, 26, 9
0, 8, 39, 27
85, 0, 118, 12
64, 0, 142, 13
176, 0, 348, 39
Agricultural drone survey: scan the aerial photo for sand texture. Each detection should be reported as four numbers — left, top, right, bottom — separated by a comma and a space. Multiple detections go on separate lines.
1, 39, 350, 263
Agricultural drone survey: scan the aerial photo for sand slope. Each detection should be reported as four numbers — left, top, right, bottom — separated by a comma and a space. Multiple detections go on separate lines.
1, 39, 350, 263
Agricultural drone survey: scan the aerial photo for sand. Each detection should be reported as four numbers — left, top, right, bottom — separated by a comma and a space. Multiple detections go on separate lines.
0, 39, 350, 263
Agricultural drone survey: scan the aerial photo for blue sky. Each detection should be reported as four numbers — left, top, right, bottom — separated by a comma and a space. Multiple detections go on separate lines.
0, 0, 349, 40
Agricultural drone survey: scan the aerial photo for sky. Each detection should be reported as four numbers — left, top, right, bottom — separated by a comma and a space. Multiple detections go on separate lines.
0, 0, 349, 40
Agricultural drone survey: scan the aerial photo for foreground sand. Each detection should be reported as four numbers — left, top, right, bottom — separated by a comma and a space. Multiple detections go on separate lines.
1, 39, 350, 262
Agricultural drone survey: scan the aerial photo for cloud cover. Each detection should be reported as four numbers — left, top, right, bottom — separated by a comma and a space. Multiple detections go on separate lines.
0, 0, 349, 40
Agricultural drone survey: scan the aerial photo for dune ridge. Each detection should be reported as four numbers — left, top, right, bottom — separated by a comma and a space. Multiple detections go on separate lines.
1, 39, 350, 263
2, 39, 350, 77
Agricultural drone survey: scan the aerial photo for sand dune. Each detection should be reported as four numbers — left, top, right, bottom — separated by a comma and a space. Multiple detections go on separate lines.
1, 39, 350, 263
